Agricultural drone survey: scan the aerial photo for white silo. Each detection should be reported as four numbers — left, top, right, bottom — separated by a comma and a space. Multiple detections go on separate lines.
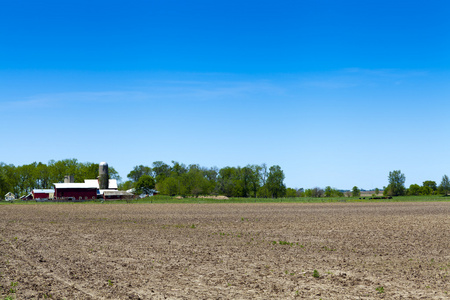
99, 162, 109, 190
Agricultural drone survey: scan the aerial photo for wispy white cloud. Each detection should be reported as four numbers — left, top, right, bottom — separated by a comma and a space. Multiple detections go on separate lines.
295, 68, 429, 90
342, 68, 428, 78
0, 91, 150, 112
0, 79, 284, 113
0, 68, 436, 114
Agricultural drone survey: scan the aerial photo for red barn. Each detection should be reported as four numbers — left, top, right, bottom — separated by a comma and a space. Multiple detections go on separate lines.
54, 182, 98, 200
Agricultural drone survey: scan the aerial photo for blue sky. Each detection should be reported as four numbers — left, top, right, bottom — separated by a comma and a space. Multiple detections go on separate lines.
1, 0, 449, 190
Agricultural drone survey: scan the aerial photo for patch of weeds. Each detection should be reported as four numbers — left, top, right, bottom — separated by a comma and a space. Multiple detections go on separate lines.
375, 286, 384, 294
313, 269, 320, 278
107, 279, 114, 286
4, 296, 15, 300
295, 290, 299, 296
9, 282, 18, 293
322, 246, 336, 251
278, 241, 292, 246
271, 240, 302, 247
43, 293, 53, 298
190, 224, 196, 229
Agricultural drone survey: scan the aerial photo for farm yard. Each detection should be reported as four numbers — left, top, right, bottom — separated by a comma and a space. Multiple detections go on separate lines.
0, 202, 449, 299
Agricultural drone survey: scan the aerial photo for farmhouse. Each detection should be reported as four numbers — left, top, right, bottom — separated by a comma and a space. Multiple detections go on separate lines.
5, 192, 15, 201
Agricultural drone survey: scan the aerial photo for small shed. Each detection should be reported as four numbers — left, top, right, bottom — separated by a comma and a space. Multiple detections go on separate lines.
5, 192, 15, 201
21, 193, 33, 201
103, 190, 134, 200
32, 189, 55, 200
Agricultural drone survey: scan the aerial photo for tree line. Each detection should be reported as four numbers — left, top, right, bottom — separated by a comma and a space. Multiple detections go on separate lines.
121, 161, 288, 198
1, 160, 449, 199
0, 159, 120, 197
384, 170, 450, 196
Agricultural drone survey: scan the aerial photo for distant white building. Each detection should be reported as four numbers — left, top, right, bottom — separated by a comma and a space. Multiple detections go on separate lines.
5, 192, 15, 201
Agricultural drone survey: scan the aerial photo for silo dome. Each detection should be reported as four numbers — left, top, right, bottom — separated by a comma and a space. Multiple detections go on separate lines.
100, 161, 108, 166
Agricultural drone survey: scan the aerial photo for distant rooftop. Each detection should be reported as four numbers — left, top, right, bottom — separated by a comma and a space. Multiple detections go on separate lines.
54, 179, 117, 189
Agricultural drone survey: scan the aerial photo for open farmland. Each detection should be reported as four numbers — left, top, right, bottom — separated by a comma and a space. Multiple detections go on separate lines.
0, 202, 449, 299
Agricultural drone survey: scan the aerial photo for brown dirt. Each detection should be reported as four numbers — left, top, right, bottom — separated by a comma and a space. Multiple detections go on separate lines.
0, 202, 448, 299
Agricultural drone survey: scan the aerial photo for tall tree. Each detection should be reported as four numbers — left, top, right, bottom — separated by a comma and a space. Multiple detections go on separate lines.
246, 165, 262, 198
0, 174, 10, 199
170, 161, 187, 177
134, 175, 156, 195
324, 186, 333, 197
408, 184, 421, 196
439, 175, 450, 196
352, 186, 361, 197
266, 165, 286, 198
127, 165, 152, 182
386, 170, 406, 196
158, 177, 179, 196
152, 161, 171, 182
422, 181, 437, 192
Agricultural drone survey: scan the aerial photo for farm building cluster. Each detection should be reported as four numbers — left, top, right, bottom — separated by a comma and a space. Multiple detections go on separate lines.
5, 162, 134, 202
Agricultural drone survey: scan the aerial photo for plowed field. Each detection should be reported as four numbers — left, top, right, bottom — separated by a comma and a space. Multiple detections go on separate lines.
0, 202, 449, 299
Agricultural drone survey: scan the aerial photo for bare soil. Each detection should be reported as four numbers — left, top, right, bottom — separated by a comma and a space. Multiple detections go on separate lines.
0, 202, 449, 299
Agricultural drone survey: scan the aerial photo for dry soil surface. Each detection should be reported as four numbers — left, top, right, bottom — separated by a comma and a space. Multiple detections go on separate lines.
0, 202, 449, 299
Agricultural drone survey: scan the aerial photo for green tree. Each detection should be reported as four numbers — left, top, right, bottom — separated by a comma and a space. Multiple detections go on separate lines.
374, 187, 380, 195
352, 186, 361, 197
309, 187, 324, 198
247, 165, 262, 197
285, 188, 297, 198
408, 184, 421, 196
0, 174, 10, 199
170, 161, 187, 177
439, 175, 450, 196
266, 165, 286, 198
256, 185, 270, 198
134, 175, 156, 195
216, 167, 239, 197
324, 186, 333, 197
422, 180, 437, 192
118, 180, 134, 191
158, 177, 179, 196
152, 161, 171, 182
420, 186, 433, 195
127, 165, 152, 182
386, 170, 406, 196
324, 186, 343, 197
